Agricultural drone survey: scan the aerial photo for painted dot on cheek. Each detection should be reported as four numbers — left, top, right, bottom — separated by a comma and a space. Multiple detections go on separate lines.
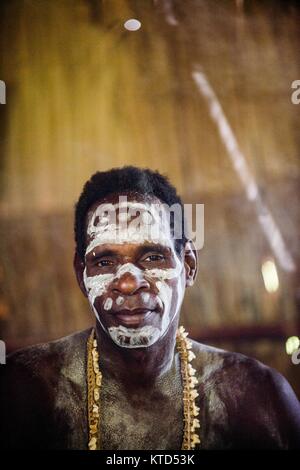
116, 296, 124, 306
103, 297, 113, 311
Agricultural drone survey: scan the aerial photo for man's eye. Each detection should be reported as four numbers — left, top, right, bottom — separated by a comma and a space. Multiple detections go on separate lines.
144, 254, 165, 262
96, 259, 113, 267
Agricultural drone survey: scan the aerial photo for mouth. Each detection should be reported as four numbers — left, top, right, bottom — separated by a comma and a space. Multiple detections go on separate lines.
114, 308, 155, 327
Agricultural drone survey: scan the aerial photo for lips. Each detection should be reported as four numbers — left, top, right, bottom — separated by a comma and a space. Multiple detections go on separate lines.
114, 308, 155, 326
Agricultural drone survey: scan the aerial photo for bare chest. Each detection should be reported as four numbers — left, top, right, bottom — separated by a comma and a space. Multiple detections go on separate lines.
99, 376, 184, 450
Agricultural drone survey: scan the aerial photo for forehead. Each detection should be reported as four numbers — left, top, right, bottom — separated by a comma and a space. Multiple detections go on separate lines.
84, 192, 175, 252
86, 192, 170, 228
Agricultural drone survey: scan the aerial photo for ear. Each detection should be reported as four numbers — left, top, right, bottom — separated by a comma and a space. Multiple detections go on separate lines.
73, 251, 88, 297
184, 240, 198, 287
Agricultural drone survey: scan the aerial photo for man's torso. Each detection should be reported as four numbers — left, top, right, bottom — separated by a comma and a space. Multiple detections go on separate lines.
0, 328, 293, 449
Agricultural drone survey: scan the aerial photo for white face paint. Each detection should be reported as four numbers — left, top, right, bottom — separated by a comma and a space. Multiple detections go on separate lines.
116, 296, 124, 306
141, 292, 150, 304
85, 200, 173, 256
103, 297, 113, 311
83, 269, 114, 320
108, 325, 161, 348
83, 198, 186, 349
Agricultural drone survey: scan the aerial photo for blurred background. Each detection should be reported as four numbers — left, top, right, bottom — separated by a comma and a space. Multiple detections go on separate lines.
0, 0, 300, 396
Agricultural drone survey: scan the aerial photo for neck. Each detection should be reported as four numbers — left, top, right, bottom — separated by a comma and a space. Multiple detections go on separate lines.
95, 319, 179, 387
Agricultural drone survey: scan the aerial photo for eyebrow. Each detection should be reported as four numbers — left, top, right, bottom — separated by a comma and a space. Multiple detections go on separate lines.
86, 248, 117, 260
137, 244, 171, 257
86, 244, 171, 260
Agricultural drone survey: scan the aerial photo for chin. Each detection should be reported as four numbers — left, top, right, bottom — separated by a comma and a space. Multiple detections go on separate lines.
108, 324, 161, 348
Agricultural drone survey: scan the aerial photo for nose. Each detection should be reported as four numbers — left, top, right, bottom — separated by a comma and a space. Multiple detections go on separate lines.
112, 271, 150, 296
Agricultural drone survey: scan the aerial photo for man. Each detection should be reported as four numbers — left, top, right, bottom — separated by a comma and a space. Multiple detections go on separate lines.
1, 166, 300, 449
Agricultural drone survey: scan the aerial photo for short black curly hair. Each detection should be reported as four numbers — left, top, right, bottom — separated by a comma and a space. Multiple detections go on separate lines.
74, 166, 187, 260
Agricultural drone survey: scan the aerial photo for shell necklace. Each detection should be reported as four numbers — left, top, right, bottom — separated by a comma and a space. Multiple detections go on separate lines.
87, 326, 200, 450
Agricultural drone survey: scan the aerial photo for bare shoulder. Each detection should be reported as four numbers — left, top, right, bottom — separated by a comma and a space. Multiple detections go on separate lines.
2, 328, 92, 383
190, 338, 300, 448
0, 329, 92, 449
190, 338, 273, 384
190, 337, 299, 401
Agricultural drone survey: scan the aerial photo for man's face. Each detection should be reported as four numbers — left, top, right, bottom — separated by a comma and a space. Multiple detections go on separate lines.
82, 193, 187, 348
